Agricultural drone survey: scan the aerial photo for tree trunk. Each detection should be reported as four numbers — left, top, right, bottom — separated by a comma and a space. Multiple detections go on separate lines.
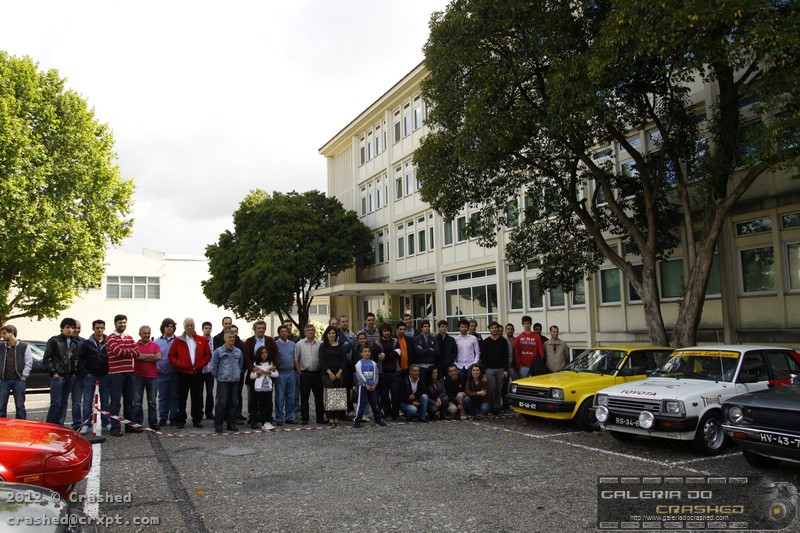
639, 261, 670, 346
671, 236, 719, 347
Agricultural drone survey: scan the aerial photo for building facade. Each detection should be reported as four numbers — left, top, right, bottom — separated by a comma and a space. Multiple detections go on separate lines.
17, 249, 330, 342
318, 63, 800, 350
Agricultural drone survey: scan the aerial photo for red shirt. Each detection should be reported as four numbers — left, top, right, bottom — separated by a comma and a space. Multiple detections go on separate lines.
513, 331, 544, 368
134, 341, 160, 379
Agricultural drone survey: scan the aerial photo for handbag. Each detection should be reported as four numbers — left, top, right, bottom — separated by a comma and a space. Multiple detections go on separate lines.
324, 387, 347, 412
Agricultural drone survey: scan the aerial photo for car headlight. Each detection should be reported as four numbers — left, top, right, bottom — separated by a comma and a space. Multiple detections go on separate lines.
663, 400, 685, 416
595, 394, 608, 407
595, 405, 609, 422
550, 388, 564, 400
639, 411, 655, 429
510, 383, 517, 393
727, 405, 744, 424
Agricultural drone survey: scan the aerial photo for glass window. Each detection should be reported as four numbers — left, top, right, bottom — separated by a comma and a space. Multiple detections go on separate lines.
572, 279, 586, 306
418, 229, 426, 253
660, 259, 684, 299
782, 212, 800, 229
107, 275, 159, 300
627, 264, 644, 302
509, 281, 523, 310
740, 246, 775, 293
393, 110, 401, 143
706, 254, 721, 296
456, 217, 467, 242
736, 217, 772, 236
408, 233, 415, 256
549, 287, 565, 307
429, 227, 434, 250
786, 242, 800, 290
600, 268, 621, 304
403, 103, 411, 137
528, 278, 543, 309
444, 221, 453, 246
398, 236, 405, 259
505, 200, 519, 228
413, 97, 423, 130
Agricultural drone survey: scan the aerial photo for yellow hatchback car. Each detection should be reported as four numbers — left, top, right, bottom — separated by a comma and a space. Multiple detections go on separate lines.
507, 346, 673, 430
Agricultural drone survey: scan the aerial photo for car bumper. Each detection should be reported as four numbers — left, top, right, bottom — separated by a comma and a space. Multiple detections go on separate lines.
506, 393, 575, 415
722, 424, 800, 464
600, 412, 699, 440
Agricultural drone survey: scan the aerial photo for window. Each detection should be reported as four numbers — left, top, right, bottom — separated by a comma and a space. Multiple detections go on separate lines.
660, 259, 684, 299
360, 187, 366, 216
403, 103, 411, 137
368, 182, 374, 213
397, 235, 405, 258
404, 161, 415, 196
374, 124, 382, 156
736, 217, 772, 236
505, 200, 519, 228
444, 283, 497, 332
572, 279, 586, 306
375, 178, 383, 209
620, 134, 642, 153
706, 254, 721, 296
429, 226, 434, 250
549, 287, 565, 307
509, 281, 523, 310
786, 242, 800, 290
600, 268, 621, 304
527, 278, 543, 309
469, 212, 481, 238
444, 221, 453, 246
106, 276, 160, 299
418, 228, 426, 253
393, 110, 401, 143
413, 95, 423, 130
740, 246, 775, 293
359, 137, 365, 166
407, 232, 415, 256
366, 131, 373, 161
627, 264, 644, 303
456, 216, 468, 242
782, 212, 800, 229
308, 304, 329, 315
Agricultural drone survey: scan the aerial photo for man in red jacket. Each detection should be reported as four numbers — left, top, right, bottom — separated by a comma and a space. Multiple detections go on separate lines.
168, 318, 211, 429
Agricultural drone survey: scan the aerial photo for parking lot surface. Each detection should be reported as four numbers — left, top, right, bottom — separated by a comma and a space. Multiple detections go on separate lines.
13, 394, 800, 532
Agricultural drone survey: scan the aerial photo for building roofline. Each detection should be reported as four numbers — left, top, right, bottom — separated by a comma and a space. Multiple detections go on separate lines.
318, 61, 427, 155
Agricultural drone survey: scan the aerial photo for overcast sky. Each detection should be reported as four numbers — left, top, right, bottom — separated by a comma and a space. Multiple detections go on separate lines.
1, 0, 449, 256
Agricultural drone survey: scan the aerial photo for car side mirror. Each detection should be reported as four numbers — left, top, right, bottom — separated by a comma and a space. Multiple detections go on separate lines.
617, 368, 633, 377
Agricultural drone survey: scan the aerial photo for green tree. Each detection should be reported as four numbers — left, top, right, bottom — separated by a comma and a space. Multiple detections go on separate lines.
417, 0, 799, 346
203, 190, 373, 329
0, 52, 134, 324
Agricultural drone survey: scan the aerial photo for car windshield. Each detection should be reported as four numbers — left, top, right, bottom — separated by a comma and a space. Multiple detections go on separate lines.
650, 351, 740, 382
565, 349, 626, 375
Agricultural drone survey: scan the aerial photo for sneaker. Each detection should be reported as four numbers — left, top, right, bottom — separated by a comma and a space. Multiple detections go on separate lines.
346, 411, 356, 418
192, 422, 204, 429
109, 429, 123, 437
261, 422, 274, 430
79, 426, 89, 435
226, 425, 239, 432
376, 420, 387, 427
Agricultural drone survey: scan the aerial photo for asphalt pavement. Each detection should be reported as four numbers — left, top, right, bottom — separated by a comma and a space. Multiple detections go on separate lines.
12, 393, 800, 532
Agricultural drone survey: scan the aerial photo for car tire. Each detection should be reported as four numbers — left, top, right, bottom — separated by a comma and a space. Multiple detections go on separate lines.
575, 398, 599, 431
692, 411, 727, 455
741, 448, 781, 468
609, 430, 636, 441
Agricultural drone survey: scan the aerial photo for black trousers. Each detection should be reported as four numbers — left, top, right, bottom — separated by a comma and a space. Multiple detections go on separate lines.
253, 390, 273, 424
177, 372, 205, 424
299, 370, 324, 423
203, 372, 214, 418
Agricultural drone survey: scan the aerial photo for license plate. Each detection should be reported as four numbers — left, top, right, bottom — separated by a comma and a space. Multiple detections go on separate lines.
614, 415, 640, 428
759, 432, 800, 448
515, 400, 538, 410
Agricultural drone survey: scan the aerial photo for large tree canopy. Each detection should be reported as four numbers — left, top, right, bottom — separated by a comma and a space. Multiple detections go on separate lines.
417, 0, 799, 346
0, 52, 135, 324
203, 190, 372, 329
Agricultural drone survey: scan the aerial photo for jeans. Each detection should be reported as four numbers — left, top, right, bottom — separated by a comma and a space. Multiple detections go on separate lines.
274, 371, 297, 422
214, 380, 238, 429
299, 370, 324, 423
253, 391, 273, 424
519, 366, 531, 378
156, 372, 179, 423
46, 375, 74, 425
81, 375, 110, 428
0, 379, 26, 419
108, 372, 135, 431
485, 368, 505, 412
133, 375, 158, 427
354, 385, 382, 424
400, 393, 430, 420
203, 372, 215, 419
462, 395, 490, 416
378, 372, 401, 418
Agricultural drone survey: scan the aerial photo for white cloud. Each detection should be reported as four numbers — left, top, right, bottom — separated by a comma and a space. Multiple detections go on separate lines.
1, 0, 449, 255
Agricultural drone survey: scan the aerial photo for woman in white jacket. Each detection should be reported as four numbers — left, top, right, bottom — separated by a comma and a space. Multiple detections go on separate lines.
250, 346, 279, 430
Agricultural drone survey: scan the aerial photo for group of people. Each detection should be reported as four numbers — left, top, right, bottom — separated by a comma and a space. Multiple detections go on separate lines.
0, 312, 570, 433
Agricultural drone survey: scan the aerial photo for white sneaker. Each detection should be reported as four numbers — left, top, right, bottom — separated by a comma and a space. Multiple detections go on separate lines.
261, 422, 274, 430
79, 426, 89, 435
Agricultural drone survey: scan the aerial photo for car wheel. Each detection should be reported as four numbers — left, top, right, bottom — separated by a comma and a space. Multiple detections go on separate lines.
575, 398, 599, 431
609, 430, 636, 441
741, 448, 781, 468
692, 411, 727, 455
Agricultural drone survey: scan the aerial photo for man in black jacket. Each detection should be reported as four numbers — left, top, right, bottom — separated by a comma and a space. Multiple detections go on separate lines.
76, 319, 110, 433
0, 325, 32, 419
43, 318, 79, 426
399, 364, 429, 422
435, 320, 458, 374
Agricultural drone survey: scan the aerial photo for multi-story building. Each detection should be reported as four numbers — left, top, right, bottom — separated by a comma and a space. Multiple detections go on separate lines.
318, 62, 800, 350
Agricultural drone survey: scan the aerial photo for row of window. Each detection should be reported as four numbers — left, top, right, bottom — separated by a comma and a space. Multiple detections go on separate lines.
740, 242, 800, 294
359, 95, 428, 167
397, 213, 435, 259
444, 283, 498, 332
106, 276, 160, 300
359, 160, 420, 218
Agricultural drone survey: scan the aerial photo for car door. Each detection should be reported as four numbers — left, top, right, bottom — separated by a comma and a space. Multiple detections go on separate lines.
733, 351, 771, 396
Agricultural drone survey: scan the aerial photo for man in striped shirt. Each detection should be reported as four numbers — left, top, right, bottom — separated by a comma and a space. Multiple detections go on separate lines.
107, 314, 140, 437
